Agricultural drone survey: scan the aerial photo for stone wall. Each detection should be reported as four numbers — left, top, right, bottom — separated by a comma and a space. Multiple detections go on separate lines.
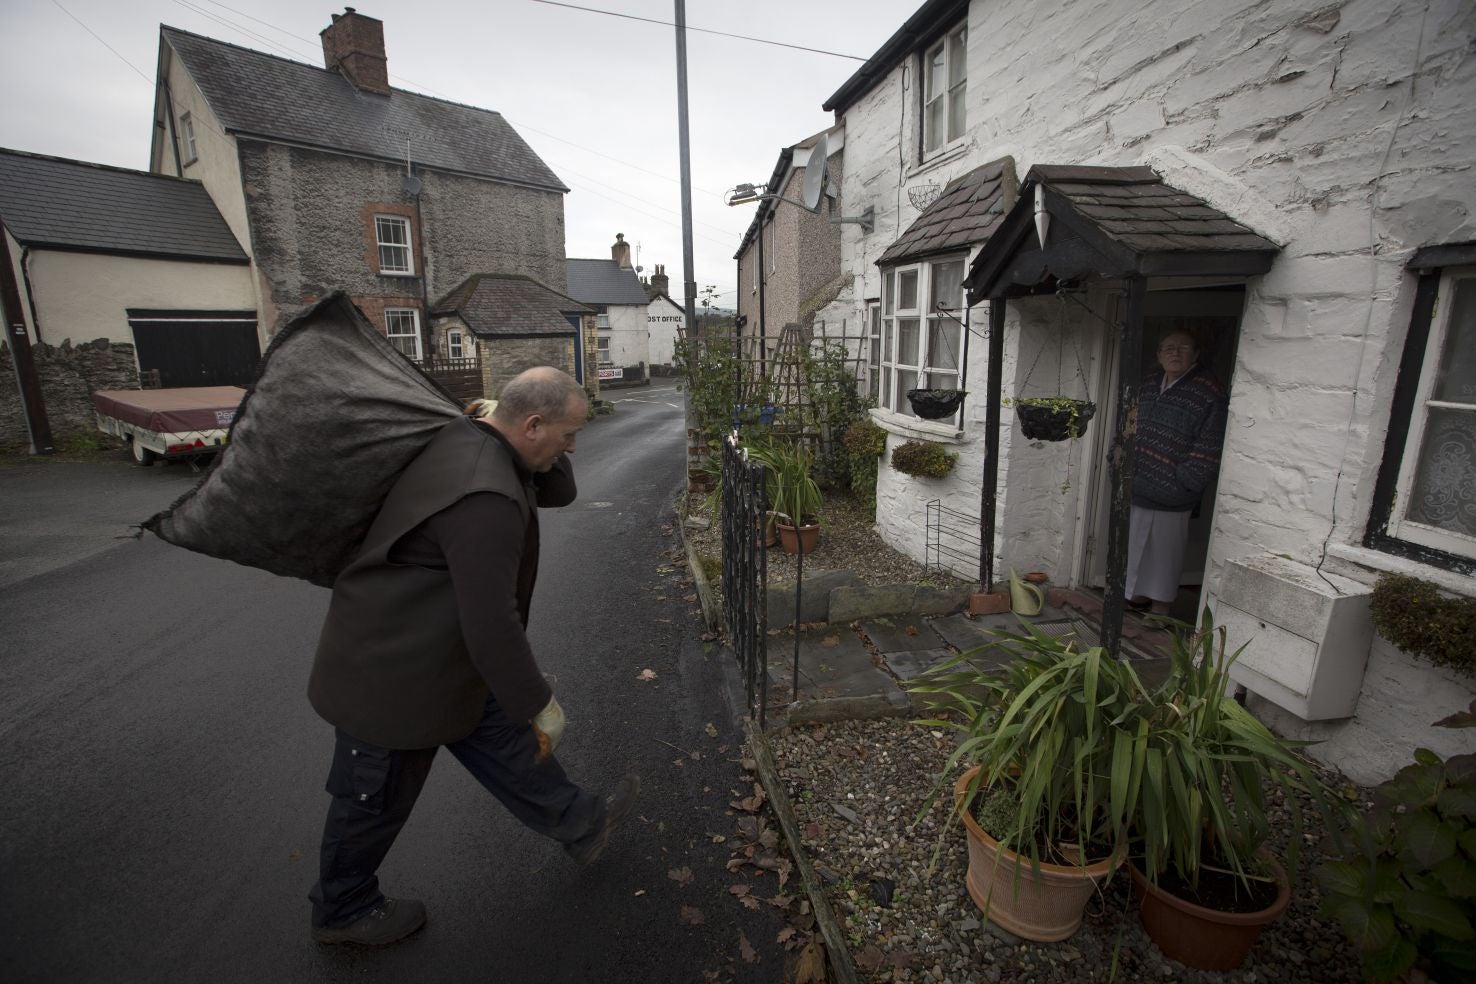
0, 338, 139, 450
479, 336, 575, 402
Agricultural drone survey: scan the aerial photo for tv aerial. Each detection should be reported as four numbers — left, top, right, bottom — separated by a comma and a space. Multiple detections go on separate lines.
724, 134, 873, 233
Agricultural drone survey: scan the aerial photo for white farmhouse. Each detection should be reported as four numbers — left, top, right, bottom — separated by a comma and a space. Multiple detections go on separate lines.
567, 234, 653, 387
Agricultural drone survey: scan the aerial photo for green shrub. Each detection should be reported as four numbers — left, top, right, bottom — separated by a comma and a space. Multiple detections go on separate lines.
1370, 574, 1476, 675
1317, 703, 1476, 983
891, 439, 957, 478
841, 419, 886, 517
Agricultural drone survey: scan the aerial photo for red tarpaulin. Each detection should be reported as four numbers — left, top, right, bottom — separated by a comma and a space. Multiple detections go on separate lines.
92, 387, 245, 433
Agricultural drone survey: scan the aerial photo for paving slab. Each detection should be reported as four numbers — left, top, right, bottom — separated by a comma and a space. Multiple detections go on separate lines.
881, 648, 955, 682
765, 624, 908, 723
828, 583, 915, 623
928, 612, 1000, 652
857, 614, 943, 655
767, 569, 865, 627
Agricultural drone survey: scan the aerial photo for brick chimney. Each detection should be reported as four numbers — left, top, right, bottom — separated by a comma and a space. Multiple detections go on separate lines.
650, 264, 669, 297
611, 233, 632, 270
321, 8, 390, 96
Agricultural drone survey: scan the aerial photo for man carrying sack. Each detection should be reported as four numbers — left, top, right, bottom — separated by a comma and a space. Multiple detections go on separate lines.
306, 366, 639, 946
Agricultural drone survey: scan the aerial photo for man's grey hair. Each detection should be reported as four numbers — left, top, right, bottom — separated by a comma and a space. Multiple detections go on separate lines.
492, 367, 587, 424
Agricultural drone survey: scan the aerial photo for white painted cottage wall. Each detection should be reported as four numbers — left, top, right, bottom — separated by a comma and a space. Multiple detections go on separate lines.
829, 0, 1474, 582
647, 297, 685, 367
604, 303, 649, 370
821, 0, 1475, 779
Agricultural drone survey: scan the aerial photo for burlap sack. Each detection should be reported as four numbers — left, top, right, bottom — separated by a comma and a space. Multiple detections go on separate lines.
143, 293, 460, 586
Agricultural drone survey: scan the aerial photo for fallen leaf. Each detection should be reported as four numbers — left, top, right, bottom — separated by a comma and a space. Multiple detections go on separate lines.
728, 884, 751, 898
634, 889, 646, 896
793, 939, 826, 982
673, 758, 685, 767
700, 631, 719, 642
689, 750, 702, 761
821, 634, 840, 648
738, 931, 758, 964
776, 927, 796, 944
637, 668, 657, 681
766, 894, 793, 909
684, 594, 699, 603
707, 831, 727, 844
288, 850, 302, 862
739, 895, 760, 910
905, 624, 919, 636
704, 723, 719, 738
804, 822, 821, 839
668, 866, 694, 886
856, 945, 886, 974
654, 595, 667, 602
679, 905, 705, 925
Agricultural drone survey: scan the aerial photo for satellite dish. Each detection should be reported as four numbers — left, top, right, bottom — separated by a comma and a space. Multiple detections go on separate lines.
801, 135, 830, 212
402, 172, 422, 196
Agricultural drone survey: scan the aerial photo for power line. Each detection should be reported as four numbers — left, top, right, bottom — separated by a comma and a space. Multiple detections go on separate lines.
47, 0, 153, 85
546, 158, 735, 235
529, 1, 868, 61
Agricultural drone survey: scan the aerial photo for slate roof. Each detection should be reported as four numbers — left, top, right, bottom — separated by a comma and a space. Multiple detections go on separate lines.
967, 165, 1282, 298
878, 157, 1016, 265
1029, 165, 1281, 255
566, 259, 651, 306
0, 148, 247, 262
432, 274, 589, 337
824, 0, 968, 116
162, 26, 566, 193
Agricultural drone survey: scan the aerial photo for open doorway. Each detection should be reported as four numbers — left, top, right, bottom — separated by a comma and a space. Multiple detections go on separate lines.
1078, 285, 1245, 618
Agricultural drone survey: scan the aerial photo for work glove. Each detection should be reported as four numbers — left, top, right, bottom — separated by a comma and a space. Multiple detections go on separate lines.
532, 694, 566, 762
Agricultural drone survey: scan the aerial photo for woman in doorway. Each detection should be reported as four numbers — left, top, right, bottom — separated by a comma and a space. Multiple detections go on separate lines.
1125, 329, 1228, 615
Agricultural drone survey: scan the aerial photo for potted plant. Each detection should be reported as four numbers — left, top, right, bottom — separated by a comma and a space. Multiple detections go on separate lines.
891, 439, 957, 478
1123, 609, 1336, 971
906, 388, 967, 420
750, 440, 822, 555
1007, 396, 1096, 441
910, 623, 1141, 941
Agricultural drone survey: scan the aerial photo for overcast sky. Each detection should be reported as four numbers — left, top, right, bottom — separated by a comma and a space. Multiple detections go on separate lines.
0, 0, 908, 308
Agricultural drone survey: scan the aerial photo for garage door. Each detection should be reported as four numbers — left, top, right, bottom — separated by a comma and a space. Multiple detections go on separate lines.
127, 309, 260, 388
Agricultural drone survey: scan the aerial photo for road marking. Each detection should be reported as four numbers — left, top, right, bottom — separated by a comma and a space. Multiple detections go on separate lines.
615, 398, 682, 409
586, 501, 615, 508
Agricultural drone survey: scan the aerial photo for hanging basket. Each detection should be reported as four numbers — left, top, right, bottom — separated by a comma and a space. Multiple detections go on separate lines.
907, 389, 967, 420
1015, 399, 1096, 442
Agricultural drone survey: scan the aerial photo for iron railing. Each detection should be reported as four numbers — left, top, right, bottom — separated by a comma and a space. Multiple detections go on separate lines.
720, 432, 770, 725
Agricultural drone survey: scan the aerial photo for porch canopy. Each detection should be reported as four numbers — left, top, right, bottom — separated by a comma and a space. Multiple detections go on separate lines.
962, 165, 1279, 655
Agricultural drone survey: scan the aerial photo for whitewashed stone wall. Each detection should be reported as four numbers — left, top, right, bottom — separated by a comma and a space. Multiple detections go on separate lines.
604, 303, 649, 377
647, 297, 685, 367
828, 0, 1474, 579
821, 0, 1475, 780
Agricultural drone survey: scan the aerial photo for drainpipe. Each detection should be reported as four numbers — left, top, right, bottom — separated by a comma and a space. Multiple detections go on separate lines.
757, 213, 767, 380
413, 183, 431, 361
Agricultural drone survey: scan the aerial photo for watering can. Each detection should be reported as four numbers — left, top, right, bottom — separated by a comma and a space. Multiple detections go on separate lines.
1008, 568, 1044, 616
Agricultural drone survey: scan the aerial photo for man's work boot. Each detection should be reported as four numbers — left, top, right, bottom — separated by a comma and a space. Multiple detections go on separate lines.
567, 774, 641, 865
311, 897, 427, 946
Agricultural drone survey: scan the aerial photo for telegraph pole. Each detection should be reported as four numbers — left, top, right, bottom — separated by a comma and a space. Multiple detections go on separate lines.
673, 0, 697, 339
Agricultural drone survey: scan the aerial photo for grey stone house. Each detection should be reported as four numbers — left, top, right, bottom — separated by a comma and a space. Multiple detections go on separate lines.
148, 8, 581, 392
429, 274, 594, 401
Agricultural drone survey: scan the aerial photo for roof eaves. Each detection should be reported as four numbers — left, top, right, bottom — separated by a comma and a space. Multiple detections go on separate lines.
822, 0, 969, 115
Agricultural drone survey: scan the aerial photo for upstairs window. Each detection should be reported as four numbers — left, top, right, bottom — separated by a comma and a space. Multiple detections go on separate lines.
180, 112, 198, 164
385, 308, 421, 361
923, 24, 967, 156
876, 256, 966, 419
597, 311, 611, 330
1373, 263, 1476, 563
375, 215, 414, 275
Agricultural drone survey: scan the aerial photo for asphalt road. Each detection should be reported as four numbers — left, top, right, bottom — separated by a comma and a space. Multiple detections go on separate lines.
0, 379, 791, 983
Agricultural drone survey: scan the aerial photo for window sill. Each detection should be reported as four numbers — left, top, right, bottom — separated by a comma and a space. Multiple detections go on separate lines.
870, 407, 965, 444
377, 271, 418, 278
1324, 543, 1476, 599
907, 140, 971, 181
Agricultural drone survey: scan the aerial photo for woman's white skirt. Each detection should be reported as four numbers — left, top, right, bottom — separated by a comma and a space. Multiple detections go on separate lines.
1124, 505, 1190, 602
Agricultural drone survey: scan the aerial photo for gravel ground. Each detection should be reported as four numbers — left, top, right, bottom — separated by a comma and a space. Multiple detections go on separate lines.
685, 490, 970, 591
768, 719, 1366, 984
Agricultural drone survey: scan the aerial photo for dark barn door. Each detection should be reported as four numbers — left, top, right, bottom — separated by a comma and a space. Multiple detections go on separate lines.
127, 311, 260, 387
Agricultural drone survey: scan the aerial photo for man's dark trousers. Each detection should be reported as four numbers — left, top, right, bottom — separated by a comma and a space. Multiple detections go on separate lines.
309, 692, 604, 928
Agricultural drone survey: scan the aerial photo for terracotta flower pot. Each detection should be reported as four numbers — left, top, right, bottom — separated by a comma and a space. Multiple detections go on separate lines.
775, 520, 820, 555
1128, 856, 1290, 971
953, 768, 1119, 942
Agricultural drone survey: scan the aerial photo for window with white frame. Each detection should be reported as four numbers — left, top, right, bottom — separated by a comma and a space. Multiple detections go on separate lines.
1377, 264, 1476, 561
867, 302, 882, 400
375, 215, 414, 275
385, 308, 421, 361
596, 311, 610, 329
877, 257, 966, 417
597, 333, 611, 362
922, 24, 967, 156
180, 112, 198, 164
447, 328, 465, 360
